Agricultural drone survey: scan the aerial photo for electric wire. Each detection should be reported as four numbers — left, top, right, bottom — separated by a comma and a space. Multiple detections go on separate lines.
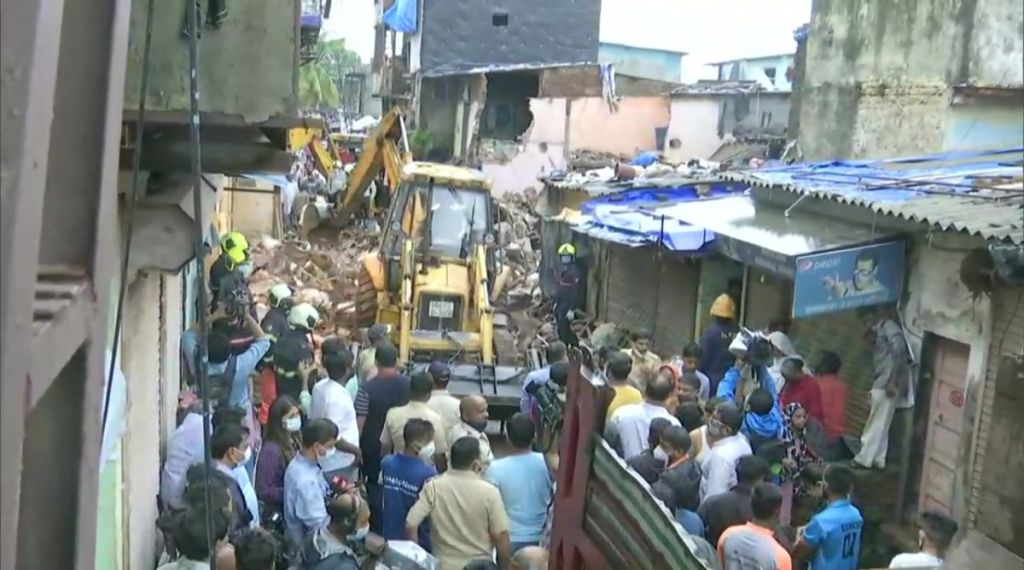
102, 0, 157, 438
184, 0, 218, 564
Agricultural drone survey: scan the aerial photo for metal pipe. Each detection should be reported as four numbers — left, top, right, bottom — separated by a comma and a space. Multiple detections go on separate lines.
185, 1, 217, 565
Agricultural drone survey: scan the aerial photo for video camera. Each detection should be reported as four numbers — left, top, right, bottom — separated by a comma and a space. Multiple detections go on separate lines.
526, 361, 570, 448
217, 272, 253, 318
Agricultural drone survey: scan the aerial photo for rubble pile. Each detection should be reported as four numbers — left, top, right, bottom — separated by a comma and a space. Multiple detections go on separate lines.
248, 230, 380, 339
495, 190, 554, 353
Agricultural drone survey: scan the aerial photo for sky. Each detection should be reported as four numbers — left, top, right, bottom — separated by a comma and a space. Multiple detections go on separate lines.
322, 0, 812, 82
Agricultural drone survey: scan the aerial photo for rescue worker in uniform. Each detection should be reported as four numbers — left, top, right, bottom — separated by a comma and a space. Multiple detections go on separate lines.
553, 243, 584, 347
256, 283, 295, 426
699, 294, 739, 395
209, 231, 253, 309
274, 303, 321, 404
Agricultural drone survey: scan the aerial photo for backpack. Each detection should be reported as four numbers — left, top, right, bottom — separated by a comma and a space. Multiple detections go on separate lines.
206, 355, 238, 409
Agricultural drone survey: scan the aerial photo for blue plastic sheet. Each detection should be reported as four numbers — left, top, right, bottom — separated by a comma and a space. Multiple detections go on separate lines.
572, 183, 748, 252
383, 0, 417, 33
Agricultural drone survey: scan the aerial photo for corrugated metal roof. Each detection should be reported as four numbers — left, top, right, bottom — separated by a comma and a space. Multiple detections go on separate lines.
722, 148, 1024, 243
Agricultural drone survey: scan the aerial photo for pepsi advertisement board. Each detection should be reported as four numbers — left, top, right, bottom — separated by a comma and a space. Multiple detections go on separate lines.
792, 241, 905, 318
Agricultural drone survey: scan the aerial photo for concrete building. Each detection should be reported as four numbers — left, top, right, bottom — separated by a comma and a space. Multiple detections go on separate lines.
795, 0, 1024, 160
598, 42, 686, 83
711, 53, 796, 91
1, 0, 305, 567
664, 82, 790, 162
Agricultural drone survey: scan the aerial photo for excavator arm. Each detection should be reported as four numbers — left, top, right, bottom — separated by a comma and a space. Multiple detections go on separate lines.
334, 108, 412, 221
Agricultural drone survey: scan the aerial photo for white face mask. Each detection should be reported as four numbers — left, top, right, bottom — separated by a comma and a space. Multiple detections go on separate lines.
321, 446, 337, 460
348, 525, 370, 541
653, 446, 670, 463
283, 416, 301, 432
419, 442, 437, 461
241, 447, 253, 465
237, 261, 254, 278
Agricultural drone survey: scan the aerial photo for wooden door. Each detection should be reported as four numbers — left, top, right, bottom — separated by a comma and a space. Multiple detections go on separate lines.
919, 336, 970, 515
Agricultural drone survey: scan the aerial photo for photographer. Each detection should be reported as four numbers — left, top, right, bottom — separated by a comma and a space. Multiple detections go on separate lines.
182, 305, 270, 423
527, 361, 569, 457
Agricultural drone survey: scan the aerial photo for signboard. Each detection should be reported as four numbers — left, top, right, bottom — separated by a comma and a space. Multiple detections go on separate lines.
792, 240, 905, 318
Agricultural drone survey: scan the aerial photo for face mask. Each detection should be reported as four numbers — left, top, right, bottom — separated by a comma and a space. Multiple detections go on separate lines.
559, 255, 573, 264
707, 420, 728, 438
283, 416, 301, 432
348, 525, 370, 541
653, 446, 670, 463
237, 261, 254, 278
321, 446, 337, 460
240, 447, 253, 465
419, 442, 437, 460
467, 418, 488, 432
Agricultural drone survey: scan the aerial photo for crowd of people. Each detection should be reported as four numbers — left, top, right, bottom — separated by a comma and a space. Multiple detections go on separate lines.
562, 286, 957, 570
156, 232, 956, 570
158, 232, 553, 570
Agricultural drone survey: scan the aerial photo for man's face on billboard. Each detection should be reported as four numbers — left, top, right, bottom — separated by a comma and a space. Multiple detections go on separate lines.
853, 257, 878, 290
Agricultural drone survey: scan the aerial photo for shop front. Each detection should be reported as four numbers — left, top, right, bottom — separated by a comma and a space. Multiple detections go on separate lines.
661, 194, 907, 431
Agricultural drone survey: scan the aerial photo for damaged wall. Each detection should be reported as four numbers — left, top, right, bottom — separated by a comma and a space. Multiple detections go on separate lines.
480, 99, 566, 196
664, 97, 726, 162
798, 0, 1024, 160
539, 66, 679, 98
665, 93, 792, 162
480, 96, 670, 194
568, 97, 670, 156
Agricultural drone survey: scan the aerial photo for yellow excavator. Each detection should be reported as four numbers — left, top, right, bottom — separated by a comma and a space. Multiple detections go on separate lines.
297, 108, 526, 417
294, 108, 411, 235
355, 161, 526, 418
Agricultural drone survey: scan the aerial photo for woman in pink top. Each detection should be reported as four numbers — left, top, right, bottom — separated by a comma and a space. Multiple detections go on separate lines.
813, 351, 848, 444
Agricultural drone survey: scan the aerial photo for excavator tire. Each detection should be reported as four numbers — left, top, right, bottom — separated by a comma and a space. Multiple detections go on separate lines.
354, 264, 379, 328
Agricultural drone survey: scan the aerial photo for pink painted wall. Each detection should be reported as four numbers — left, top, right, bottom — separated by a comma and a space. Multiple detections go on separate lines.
568, 96, 670, 155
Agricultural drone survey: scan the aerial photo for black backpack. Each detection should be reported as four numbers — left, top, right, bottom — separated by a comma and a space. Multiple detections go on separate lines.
206, 355, 238, 409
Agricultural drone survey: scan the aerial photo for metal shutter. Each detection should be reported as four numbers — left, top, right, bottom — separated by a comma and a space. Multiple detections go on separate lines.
790, 310, 876, 433
603, 244, 660, 337
654, 257, 700, 354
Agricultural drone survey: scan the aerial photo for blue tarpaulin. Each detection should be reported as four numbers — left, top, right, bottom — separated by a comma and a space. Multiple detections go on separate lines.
571, 182, 748, 252
383, 0, 417, 33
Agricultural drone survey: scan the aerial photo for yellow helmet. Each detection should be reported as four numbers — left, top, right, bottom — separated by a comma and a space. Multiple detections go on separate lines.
710, 294, 736, 319
557, 243, 577, 257
221, 232, 250, 266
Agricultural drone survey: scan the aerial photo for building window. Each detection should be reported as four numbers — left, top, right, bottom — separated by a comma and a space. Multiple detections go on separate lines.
763, 66, 777, 83
492, 12, 509, 26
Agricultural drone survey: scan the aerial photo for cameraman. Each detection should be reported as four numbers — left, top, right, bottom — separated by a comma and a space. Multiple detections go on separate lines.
182, 305, 270, 419
531, 361, 569, 456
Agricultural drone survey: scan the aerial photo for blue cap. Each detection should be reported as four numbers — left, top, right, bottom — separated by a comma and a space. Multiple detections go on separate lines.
428, 361, 450, 379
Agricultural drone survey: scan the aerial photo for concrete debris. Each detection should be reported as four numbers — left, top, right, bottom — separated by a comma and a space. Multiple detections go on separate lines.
248, 228, 380, 335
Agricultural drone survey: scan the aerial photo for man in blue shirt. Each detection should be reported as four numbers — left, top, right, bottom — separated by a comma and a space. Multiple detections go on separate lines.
284, 419, 339, 551
485, 413, 554, 553
795, 464, 863, 570
520, 342, 567, 422
381, 418, 438, 549
181, 306, 271, 412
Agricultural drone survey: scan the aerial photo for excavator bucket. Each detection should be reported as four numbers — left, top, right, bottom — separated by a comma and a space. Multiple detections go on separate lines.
409, 361, 528, 422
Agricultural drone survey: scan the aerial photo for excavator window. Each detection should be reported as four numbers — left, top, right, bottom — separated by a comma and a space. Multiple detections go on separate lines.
427, 186, 489, 258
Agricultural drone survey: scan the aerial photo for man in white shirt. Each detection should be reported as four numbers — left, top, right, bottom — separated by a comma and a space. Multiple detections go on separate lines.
699, 403, 753, 502
426, 361, 461, 438
161, 399, 205, 510
607, 373, 680, 459
310, 350, 362, 482
449, 395, 495, 468
889, 510, 957, 569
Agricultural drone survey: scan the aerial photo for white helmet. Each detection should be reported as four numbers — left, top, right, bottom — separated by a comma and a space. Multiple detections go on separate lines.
269, 283, 294, 308
288, 303, 320, 331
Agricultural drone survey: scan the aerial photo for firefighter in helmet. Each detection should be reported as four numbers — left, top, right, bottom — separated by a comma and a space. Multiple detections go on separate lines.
210, 231, 253, 308
553, 243, 585, 347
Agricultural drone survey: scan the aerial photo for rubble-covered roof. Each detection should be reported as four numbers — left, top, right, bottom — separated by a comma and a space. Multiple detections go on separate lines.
722, 148, 1024, 244
670, 80, 791, 96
